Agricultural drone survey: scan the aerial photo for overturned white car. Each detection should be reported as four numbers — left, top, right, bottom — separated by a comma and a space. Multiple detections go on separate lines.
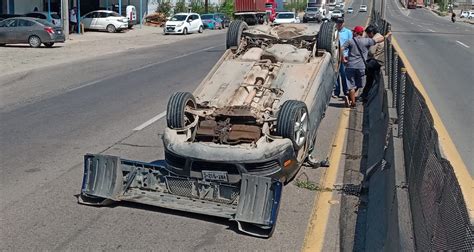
79, 21, 340, 238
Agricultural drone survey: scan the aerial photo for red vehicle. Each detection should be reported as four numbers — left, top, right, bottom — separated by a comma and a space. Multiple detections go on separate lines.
234, 0, 279, 24
407, 0, 417, 9
416, 0, 424, 8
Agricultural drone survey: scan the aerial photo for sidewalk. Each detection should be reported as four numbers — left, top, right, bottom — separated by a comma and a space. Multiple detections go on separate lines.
0, 26, 225, 77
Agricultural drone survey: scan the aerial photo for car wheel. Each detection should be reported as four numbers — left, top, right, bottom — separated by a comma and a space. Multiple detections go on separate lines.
317, 21, 340, 69
276, 100, 309, 151
183, 27, 188, 35
44, 42, 54, 48
198, 25, 203, 33
0, 43, 5, 46
106, 24, 116, 33
166, 92, 197, 129
226, 20, 248, 50
28, 35, 41, 48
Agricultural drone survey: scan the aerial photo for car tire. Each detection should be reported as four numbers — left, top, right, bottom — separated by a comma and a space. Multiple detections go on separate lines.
317, 21, 340, 67
183, 27, 188, 35
226, 20, 248, 50
0, 43, 5, 46
166, 92, 197, 129
44, 42, 54, 48
198, 25, 203, 33
28, 35, 41, 48
106, 24, 116, 33
276, 100, 309, 151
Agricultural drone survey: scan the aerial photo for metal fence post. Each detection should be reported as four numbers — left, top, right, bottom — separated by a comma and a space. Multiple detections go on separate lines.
392, 52, 399, 110
398, 68, 407, 137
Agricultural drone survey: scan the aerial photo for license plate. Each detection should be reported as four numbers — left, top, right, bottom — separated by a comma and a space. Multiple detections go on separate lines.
202, 170, 228, 182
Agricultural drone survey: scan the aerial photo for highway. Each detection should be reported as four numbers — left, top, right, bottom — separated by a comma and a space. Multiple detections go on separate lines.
0, 7, 370, 250
381, 0, 474, 175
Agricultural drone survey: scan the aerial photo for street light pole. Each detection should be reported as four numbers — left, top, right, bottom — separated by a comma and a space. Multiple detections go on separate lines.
119, 0, 122, 15
61, 0, 69, 39
77, 0, 81, 34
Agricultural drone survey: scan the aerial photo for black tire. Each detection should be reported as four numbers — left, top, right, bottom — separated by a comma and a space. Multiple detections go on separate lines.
28, 35, 41, 48
106, 24, 116, 33
317, 21, 340, 69
183, 27, 188, 35
303, 18, 308, 23
276, 100, 309, 150
166, 92, 197, 129
44, 42, 54, 48
198, 25, 203, 33
226, 20, 248, 50
0, 43, 5, 46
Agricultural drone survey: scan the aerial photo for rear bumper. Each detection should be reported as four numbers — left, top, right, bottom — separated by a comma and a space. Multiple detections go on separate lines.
79, 154, 282, 237
46, 33, 66, 43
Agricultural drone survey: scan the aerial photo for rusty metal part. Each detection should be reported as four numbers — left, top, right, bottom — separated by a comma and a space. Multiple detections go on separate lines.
228, 124, 261, 144
244, 78, 264, 105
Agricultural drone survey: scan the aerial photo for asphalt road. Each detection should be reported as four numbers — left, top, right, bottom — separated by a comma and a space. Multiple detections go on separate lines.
0, 9, 369, 250
382, 1, 474, 175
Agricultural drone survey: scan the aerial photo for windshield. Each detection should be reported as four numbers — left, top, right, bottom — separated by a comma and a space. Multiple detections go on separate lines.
265, 3, 273, 8
277, 13, 294, 19
170, 15, 187, 21
201, 14, 213, 20
360, 5, 367, 7
108, 12, 120, 17
306, 7, 318, 12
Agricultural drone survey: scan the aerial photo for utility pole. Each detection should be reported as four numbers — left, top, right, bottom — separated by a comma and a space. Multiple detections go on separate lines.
61, 0, 69, 39
205, 0, 209, 13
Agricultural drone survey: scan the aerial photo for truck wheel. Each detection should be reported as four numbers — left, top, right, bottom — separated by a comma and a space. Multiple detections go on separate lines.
317, 21, 340, 69
226, 20, 248, 50
166, 92, 197, 129
276, 100, 309, 150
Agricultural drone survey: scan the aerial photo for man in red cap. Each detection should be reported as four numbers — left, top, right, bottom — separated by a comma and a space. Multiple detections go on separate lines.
341, 25, 390, 107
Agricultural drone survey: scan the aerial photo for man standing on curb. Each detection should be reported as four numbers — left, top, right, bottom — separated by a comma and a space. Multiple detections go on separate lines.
342, 26, 389, 107
361, 25, 386, 101
333, 17, 352, 104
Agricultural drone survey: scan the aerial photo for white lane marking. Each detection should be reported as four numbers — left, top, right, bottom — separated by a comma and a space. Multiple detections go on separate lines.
456, 40, 470, 48
67, 45, 221, 94
133, 111, 166, 131
427, 28, 435, 32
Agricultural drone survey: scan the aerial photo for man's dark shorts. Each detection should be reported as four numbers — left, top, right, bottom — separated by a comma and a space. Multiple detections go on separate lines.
345, 68, 366, 90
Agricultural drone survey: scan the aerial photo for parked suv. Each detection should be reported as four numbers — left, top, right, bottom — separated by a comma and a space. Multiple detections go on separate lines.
25, 12, 61, 27
164, 13, 203, 35
81, 10, 128, 33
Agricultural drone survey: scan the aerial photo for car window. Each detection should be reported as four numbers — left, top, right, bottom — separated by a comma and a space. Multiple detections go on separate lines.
201, 14, 213, 20
1, 19, 17, 27
17, 19, 35, 27
170, 15, 187, 21
51, 13, 60, 19
98, 12, 109, 18
192, 14, 199, 20
83, 13, 93, 18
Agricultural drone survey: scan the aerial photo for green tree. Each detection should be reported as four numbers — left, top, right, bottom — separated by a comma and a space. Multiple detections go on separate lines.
220, 0, 234, 18
157, 1, 172, 16
174, 0, 187, 13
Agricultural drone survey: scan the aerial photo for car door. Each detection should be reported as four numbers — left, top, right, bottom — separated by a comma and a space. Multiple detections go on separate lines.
16, 19, 38, 43
94, 12, 108, 30
192, 14, 200, 31
0, 19, 18, 43
81, 12, 94, 29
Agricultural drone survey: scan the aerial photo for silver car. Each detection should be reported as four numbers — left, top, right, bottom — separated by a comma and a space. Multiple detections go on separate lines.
0, 17, 65, 48
81, 10, 128, 33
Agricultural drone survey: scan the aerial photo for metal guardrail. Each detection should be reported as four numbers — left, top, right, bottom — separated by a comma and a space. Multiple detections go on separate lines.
370, 10, 474, 251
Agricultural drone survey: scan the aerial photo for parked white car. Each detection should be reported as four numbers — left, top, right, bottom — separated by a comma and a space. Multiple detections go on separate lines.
274, 12, 300, 24
347, 7, 354, 13
332, 9, 344, 18
81, 10, 128, 33
164, 13, 204, 35
359, 5, 368, 12
460, 10, 474, 19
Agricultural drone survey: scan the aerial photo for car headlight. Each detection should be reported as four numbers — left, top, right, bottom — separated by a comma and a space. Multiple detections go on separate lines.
176, 22, 184, 27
